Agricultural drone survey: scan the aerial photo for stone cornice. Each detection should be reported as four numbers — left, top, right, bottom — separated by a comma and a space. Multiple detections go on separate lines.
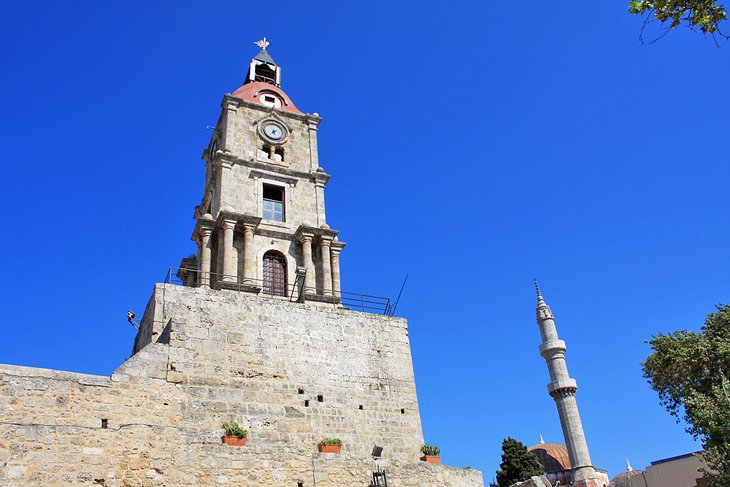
331, 241, 346, 252
216, 210, 262, 228
257, 225, 296, 240
249, 169, 299, 187
295, 224, 338, 240
222, 94, 309, 122
233, 157, 330, 185
304, 113, 322, 128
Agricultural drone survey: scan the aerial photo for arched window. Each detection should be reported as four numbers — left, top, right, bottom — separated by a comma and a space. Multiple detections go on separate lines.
274, 146, 285, 162
263, 251, 287, 296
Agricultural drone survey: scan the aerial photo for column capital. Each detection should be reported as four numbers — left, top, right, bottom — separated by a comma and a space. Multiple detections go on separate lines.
295, 225, 316, 243
192, 213, 215, 242
222, 219, 237, 231
305, 113, 322, 128
331, 240, 346, 254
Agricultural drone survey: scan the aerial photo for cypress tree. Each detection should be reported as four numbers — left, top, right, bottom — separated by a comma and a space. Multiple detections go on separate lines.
495, 437, 545, 487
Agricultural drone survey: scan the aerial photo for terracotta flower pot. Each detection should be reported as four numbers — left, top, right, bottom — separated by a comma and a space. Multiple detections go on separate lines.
221, 435, 247, 446
318, 443, 342, 453
420, 455, 440, 465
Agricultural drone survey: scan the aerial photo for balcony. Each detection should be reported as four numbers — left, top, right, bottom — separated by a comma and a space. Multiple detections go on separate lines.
164, 266, 394, 316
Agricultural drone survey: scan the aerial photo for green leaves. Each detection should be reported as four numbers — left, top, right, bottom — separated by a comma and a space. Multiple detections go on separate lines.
318, 437, 343, 445
642, 304, 730, 486
629, 0, 727, 40
421, 444, 441, 456
495, 437, 545, 487
221, 421, 248, 438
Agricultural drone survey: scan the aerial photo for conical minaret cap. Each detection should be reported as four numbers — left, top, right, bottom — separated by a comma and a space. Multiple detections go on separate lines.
534, 279, 547, 307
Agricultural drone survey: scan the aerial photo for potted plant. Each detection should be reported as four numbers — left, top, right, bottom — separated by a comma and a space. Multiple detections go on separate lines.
317, 438, 343, 453
221, 421, 248, 446
420, 444, 441, 464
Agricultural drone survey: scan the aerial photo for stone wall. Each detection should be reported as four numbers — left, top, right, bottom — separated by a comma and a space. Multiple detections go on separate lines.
0, 284, 483, 486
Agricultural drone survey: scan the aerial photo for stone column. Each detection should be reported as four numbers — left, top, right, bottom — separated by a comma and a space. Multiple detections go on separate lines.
299, 233, 315, 295
320, 236, 333, 296
330, 243, 343, 298
221, 219, 237, 283
198, 228, 213, 289
242, 223, 256, 286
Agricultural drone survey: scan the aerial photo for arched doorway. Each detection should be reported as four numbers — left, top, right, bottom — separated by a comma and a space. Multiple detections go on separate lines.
262, 251, 287, 296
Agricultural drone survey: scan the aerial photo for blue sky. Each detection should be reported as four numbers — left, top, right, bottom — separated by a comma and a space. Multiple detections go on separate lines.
1, 1, 728, 482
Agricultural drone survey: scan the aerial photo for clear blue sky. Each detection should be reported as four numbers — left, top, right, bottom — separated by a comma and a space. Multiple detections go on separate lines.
1, 1, 728, 482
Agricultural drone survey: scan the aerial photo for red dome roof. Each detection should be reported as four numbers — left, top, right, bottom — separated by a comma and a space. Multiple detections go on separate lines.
609, 470, 647, 487
528, 443, 572, 473
230, 82, 302, 114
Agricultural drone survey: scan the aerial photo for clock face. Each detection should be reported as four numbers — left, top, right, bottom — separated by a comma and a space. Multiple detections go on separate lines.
264, 123, 284, 140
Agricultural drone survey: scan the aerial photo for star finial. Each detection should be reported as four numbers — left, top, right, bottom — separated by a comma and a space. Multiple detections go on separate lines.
254, 37, 270, 50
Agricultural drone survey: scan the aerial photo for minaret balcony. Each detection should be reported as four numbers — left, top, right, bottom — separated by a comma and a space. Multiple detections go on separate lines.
539, 339, 566, 358
547, 378, 578, 397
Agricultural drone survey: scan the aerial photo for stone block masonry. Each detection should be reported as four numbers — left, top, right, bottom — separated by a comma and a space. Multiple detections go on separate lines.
0, 284, 483, 486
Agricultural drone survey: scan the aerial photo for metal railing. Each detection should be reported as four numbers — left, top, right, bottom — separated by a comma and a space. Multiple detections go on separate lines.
164, 266, 393, 315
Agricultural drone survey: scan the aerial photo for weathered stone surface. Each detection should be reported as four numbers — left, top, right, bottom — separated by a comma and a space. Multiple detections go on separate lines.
0, 284, 483, 486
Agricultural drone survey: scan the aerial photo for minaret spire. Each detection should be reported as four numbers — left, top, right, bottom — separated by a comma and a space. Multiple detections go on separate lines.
534, 283, 602, 486
534, 279, 546, 306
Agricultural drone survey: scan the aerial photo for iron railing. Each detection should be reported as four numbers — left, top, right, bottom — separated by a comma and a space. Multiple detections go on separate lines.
164, 266, 393, 315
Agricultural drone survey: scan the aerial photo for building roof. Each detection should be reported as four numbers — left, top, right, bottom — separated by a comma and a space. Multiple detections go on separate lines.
253, 48, 276, 65
609, 470, 648, 487
528, 442, 572, 473
650, 451, 703, 466
230, 81, 302, 114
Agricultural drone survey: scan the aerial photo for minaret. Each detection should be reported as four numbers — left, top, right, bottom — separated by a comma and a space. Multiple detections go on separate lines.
534, 282, 601, 486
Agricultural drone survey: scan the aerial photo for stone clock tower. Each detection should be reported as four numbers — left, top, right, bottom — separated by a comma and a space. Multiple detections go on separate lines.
182, 40, 344, 302
0, 41, 484, 486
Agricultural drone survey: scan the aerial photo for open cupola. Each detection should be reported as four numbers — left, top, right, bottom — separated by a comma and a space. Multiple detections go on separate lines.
246, 37, 281, 86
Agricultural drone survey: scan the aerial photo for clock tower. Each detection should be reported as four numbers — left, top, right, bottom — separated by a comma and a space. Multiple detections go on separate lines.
0, 38, 487, 487
181, 39, 344, 302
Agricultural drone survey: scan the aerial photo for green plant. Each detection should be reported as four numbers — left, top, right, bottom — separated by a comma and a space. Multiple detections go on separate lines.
222, 421, 248, 439
421, 444, 440, 456
643, 304, 730, 486
318, 437, 342, 445
495, 437, 544, 487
